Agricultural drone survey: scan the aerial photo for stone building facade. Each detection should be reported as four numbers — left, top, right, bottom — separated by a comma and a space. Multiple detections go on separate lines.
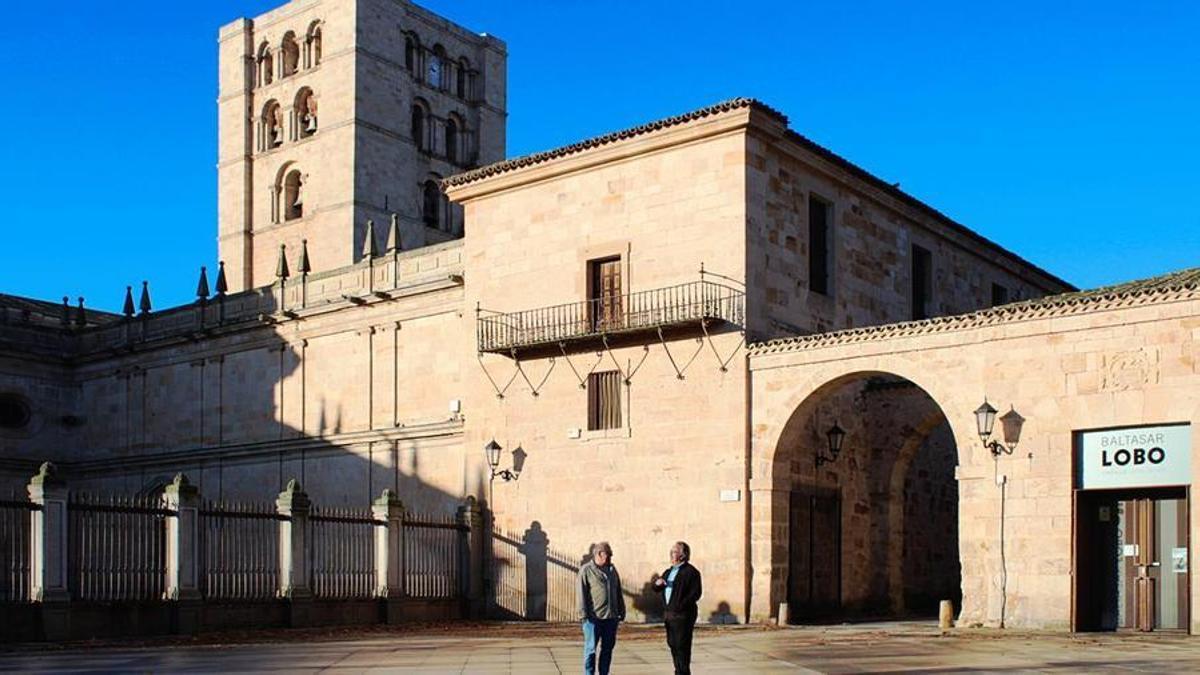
2, 0, 1197, 636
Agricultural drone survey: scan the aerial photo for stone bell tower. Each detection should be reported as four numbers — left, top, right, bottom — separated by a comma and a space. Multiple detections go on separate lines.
217, 0, 506, 291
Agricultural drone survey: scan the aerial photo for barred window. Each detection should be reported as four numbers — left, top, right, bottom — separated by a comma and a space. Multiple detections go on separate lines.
587, 371, 622, 431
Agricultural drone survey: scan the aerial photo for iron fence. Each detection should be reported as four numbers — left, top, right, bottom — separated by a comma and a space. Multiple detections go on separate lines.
67, 492, 167, 602
309, 505, 378, 599
489, 528, 525, 618
199, 500, 282, 601
404, 513, 464, 599
477, 280, 745, 353
0, 492, 33, 603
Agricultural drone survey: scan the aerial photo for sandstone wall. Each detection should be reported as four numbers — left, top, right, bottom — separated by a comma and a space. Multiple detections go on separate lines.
751, 289, 1200, 631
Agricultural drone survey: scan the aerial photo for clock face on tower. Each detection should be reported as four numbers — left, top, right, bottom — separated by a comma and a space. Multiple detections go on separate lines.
428, 58, 441, 87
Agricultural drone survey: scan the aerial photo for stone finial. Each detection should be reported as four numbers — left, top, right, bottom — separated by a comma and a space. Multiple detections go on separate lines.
29, 461, 63, 487
61, 296, 70, 326
298, 240, 312, 275
122, 285, 136, 318
196, 266, 210, 301
75, 297, 86, 327
276, 244, 290, 280
362, 220, 378, 258
138, 281, 152, 315
164, 472, 198, 498
373, 488, 403, 509
276, 478, 310, 510
386, 214, 401, 253
215, 261, 229, 296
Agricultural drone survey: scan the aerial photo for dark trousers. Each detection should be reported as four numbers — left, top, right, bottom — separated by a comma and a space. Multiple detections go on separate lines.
664, 614, 695, 675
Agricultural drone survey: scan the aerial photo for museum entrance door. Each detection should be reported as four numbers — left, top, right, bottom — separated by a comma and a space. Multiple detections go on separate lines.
1075, 488, 1189, 632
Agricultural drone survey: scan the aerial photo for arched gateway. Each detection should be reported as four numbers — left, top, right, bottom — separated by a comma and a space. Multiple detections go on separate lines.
747, 273, 1200, 633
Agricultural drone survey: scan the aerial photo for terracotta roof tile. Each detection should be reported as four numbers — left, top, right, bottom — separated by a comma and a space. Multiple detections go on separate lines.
750, 266, 1200, 355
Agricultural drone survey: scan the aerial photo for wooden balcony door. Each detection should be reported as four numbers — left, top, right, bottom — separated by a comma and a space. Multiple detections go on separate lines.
588, 257, 623, 332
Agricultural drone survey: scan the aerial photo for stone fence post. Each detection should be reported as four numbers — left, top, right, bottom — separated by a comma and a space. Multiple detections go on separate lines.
456, 496, 485, 618
27, 462, 69, 641
372, 489, 405, 623
163, 473, 201, 634
276, 479, 313, 627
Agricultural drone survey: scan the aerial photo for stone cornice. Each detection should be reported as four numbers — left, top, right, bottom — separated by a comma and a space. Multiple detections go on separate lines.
750, 272, 1200, 357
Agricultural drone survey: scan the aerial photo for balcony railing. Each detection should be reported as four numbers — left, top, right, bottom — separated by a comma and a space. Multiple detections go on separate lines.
477, 280, 745, 356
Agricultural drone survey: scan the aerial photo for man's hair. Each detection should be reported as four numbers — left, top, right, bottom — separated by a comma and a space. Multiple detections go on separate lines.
591, 541, 612, 557
674, 541, 691, 562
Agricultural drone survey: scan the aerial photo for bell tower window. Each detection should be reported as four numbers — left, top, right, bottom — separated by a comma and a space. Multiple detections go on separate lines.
284, 170, 304, 221
422, 179, 441, 228
445, 116, 459, 163
257, 42, 274, 87
296, 88, 317, 139
428, 45, 446, 89
262, 100, 283, 150
411, 102, 427, 151
306, 22, 323, 68
281, 32, 300, 78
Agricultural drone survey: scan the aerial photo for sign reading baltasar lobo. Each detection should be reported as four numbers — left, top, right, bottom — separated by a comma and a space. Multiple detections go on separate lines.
1077, 424, 1192, 490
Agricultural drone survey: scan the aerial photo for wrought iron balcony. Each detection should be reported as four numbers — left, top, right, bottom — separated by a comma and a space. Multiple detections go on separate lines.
477, 280, 745, 357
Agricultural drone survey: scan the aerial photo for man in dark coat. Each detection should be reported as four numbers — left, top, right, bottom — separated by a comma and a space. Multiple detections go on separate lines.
653, 541, 702, 675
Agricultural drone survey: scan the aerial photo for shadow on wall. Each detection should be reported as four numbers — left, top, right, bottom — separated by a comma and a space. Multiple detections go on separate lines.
488, 520, 670, 623
42, 316, 490, 518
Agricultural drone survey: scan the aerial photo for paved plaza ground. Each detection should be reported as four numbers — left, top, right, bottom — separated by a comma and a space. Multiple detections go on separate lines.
1, 621, 1198, 673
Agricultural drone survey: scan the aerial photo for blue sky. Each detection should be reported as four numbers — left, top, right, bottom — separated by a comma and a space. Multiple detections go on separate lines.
0, 1, 1196, 311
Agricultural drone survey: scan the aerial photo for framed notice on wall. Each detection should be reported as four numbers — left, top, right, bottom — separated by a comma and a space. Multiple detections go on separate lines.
1075, 424, 1192, 490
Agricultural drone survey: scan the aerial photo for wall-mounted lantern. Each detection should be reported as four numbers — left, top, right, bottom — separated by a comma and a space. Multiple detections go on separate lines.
974, 399, 1025, 457
815, 422, 846, 468
484, 439, 525, 482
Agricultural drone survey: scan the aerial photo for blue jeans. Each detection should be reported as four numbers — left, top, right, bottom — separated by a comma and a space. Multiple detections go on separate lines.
582, 617, 618, 674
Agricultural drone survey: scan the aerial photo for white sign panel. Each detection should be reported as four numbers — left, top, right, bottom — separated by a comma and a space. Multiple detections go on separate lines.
1077, 425, 1191, 489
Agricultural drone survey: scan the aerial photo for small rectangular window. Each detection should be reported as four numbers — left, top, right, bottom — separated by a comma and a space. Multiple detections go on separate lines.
991, 283, 1010, 307
911, 245, 932, 320
808, 196, 831, 295
587, 371, 622, 431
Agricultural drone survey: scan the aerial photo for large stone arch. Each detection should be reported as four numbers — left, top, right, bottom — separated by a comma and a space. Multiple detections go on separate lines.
749, 353, 987, 622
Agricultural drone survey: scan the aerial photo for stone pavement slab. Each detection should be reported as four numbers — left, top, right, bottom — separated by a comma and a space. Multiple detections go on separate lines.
1, 622, 1198, 673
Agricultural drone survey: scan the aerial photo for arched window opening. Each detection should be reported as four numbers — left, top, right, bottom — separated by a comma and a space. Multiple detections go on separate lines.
284, 170, 304, 221
257, 42, 274, 87
428, 44, 446, 89
281, 32, 300, 78
404, 33, 418, 72
411, 103, 427, 151
422, 179, 440, 228
445, 116, 459, 163
296, 88, 318, 138
263, 100, 283, 149
306, 23, 323, 68
456, 58, 470, 99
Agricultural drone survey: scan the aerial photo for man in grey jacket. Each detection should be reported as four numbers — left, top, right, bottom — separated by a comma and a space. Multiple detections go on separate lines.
578, 541, 625, 675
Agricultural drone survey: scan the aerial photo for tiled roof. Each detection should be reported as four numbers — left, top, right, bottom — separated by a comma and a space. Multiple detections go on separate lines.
444, 98, 766, 187
750, 266, 1200, 355
444, 97, 1072, 291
